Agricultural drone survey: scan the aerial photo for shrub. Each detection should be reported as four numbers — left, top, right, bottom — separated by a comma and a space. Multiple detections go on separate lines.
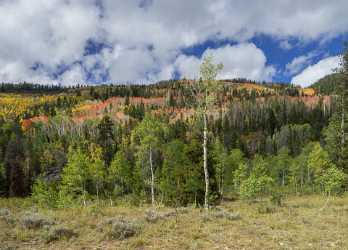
211, 209, 241, 221
270, 191, 284, 206
31, 178, 59, 208
240, 175, 273, 200
144, 209, 159, 223
0, 208, 10, 216
21, 213, 54, 229
316, 167, 347, 195
45, 226, 77, 242
106, 218, 142, 240
0, 208, 15, 225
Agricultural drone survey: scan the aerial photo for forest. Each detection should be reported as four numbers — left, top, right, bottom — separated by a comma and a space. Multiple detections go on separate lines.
0, 48, 348, 249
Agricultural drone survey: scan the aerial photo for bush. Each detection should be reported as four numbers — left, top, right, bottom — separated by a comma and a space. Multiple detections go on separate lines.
0, 208, 15, 225
21, 213, 54, 229
31, 179, 59, 208
270, 191, 284, 206
240, 175, 273, 200
316, 167, 347, 195
212, 209, 241, 221
144, 209, 159, 223
0, 208, 10, 216
106, 218, 142, 240
45, 226, 77, 242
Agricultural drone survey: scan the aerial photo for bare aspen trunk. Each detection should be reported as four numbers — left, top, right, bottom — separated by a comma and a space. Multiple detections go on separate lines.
341, 96, 345, 155
220, 174, 224, 202
203, 112, 209, 210
149, 146, 155, 206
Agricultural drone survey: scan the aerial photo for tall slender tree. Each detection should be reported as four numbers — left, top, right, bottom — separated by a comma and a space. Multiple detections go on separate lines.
131, 115, 167, 206
190, 55, 223, 209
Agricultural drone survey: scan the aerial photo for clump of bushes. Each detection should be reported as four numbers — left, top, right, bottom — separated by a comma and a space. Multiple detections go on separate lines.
104, 217, 142, 240
212, 209, 241, 221
21, 212, 54, 229
144, 209, 178, 223
201, 208, 241, 222
45, 226, 77, 243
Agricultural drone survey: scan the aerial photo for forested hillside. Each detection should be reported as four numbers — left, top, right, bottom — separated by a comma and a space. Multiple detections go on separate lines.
0, 64, 346, 206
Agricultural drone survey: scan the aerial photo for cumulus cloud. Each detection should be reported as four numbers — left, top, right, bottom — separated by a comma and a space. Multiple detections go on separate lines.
174, 44, 275, 81
0, 0, 348, 84
291, 56, 340, 87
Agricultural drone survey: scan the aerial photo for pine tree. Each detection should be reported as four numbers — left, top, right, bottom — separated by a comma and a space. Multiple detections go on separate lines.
4, 133, 26, 197
109, 148, 134, 196
97, 115, 116, 166
160, 140, 192, 206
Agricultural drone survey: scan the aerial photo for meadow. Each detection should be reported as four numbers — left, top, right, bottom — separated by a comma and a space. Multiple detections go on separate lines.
1, 195, 347, 250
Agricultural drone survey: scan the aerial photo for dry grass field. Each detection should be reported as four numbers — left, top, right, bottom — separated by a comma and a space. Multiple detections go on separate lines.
1, 195, 347, 250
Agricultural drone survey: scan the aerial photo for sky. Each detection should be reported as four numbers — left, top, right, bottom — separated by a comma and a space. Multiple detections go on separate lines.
0, 0, 348, 87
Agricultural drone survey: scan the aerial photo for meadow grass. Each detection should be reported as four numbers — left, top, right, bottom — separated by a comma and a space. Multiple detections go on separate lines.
0, 195, 347, 250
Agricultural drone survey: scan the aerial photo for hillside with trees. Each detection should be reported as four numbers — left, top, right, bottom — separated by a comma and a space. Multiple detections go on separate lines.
0, 51, 348, 249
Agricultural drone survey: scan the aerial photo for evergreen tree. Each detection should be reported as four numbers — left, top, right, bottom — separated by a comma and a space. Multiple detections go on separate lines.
160, 140, 193, 205
97, 115, 116, 166
4, 133, 26, 197
109, 148, 134, 196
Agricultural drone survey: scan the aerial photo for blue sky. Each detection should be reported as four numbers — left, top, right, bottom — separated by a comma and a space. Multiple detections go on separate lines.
0, 0, 347, 87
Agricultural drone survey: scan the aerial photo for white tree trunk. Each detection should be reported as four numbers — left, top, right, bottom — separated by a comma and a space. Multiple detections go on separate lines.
203, 112, 209, 210
149, 146, 155, 206
341, 96, 345, 153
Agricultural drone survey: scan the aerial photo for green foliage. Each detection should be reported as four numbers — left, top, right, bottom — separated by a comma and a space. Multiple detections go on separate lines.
239, 155, 274, 200
58, 147, 91, 207
109, 149, 134, 196
97, 115, 116, 166
311, 73, 344, 95
316, 167, 347, 195
0, 163, 5, 195
160, 140, 198, 206
31, 178, 58, 208
272, 147, 291, 186
1, 49, 348, 206
307, 143, 332, 177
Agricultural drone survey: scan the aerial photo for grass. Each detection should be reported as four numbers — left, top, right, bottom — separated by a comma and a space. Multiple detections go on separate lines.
0, 195, 347, 250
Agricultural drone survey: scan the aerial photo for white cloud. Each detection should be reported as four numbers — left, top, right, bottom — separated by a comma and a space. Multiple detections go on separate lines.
174, 44, 275, 81
279, 40, 293, 50
285, 52, 318, 75
59, 64, 86, 86
291, 56, 340, 87
0, 0, 348, 84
